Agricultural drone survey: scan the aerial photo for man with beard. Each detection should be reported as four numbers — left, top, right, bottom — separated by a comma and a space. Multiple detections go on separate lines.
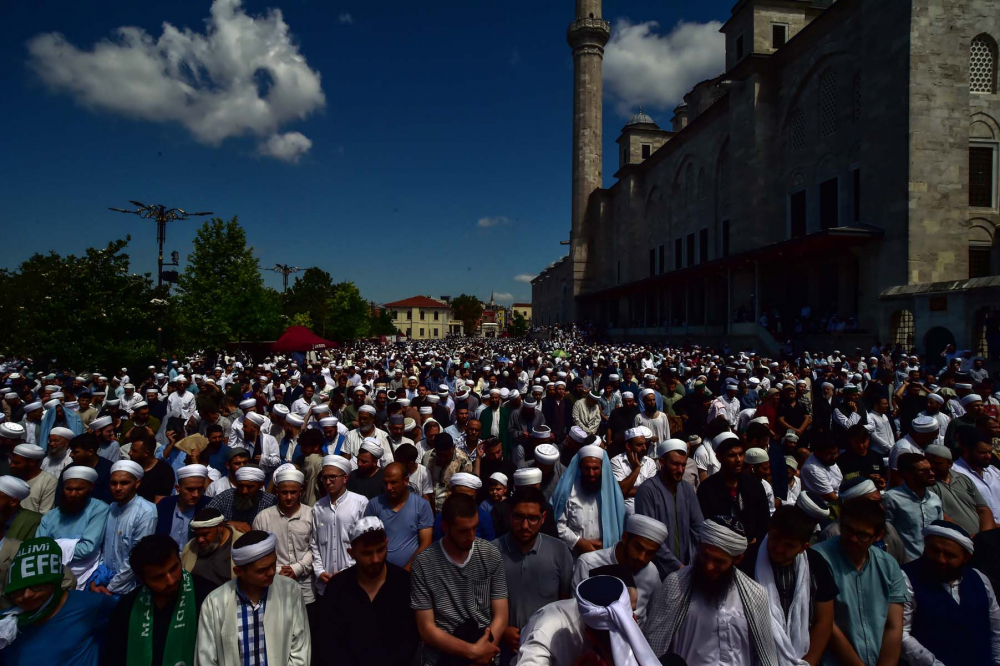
343, 405, 393, 464
364, 462, 433, 570
93, 460, 158, 596
182, 507, 237, 588
508, 397, 545, 462
424, 432, 473, 512
572, 513, 666, 627
348, 439, 386, 500
474, 437, 517, 502
532, 442, 566, 501
926, 444, 993, 536
543, 382, 573, 443
884, 453, 944, 563
491, 467, 559, 539
635, 439, 705, 576
920, 393, 951, 447
127, 430, 176, 503
814, 498, 906, 666
635, 389, 671, 446
41, 426, 74, 479
901, 520, 1000, 665
10, 443, 56, 514
120, 401, 160, 440
36, 467, 108, 588
551, 445, 628, 556
315, 516, 419, 666
155, 463, 210, 548
18, 400, 44, 448
105, 534, 214, 666
480, 388, 512, 459
445, 403, 473, 452
206, 447, 250, 498
144, 387, 167, 422
643, 517, 781, 666
611, 427, 659, 515
945, 394, 985, 450
90, 415, 122, 462
209, 466, 276, 533
385, 414, 416, 456
952, 426, 1000, 527
253, 465, 315, 606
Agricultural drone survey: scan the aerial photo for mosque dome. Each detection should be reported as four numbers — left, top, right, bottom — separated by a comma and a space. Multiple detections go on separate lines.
626, 106, 657, 127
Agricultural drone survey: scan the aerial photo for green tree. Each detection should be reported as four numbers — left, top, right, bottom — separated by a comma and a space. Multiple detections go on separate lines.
326, 282, 371, 342
369, 308, 398, 337
0, 238, 160, 371
288, 311, 313, 328
509, 310, 528, 337
284, 267, 335, 337
175, 217, 283, 348
451, 294, 483, 336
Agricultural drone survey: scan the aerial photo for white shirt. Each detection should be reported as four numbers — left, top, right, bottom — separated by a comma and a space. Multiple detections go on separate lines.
786, 476, 802, 505
253, 504, 315, 604
342, 427, 393, 466
902, 568, 1000, 666
801, 454, 843, 496
310, 489, 368, 594
556, 481, 601, 549
41, 451, 73, 479
762, 479, 776, 516
692, 443, 721, 477
633, 411, 670, 443
868, 411, 897, 456
919, 410, 951, 447
673, 583, 753, 666
167, 391, 196, 420
205, 476, 233, 498
609, 453, 658, 514
406, 463, 433, 498
290, 397, 312, 418
572, 546, 659, 627
953, 458, 1000, 523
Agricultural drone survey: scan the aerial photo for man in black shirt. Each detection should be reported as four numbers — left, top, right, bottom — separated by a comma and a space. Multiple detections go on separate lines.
105, 534, 213, 666
606, 393, 640, 457
347, 443, 385, 500
128, 429, 176, 503
315, 516, 418, 666
837, 424, 888, 492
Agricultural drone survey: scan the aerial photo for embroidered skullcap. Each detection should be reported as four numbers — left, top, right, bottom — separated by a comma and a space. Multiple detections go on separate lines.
322, 455, 352, 474
961, 394, 983, 407
653, 439, 687, 458
0, 476, 31, 501
275, 466, 305, 486
579, 445, 605, 460
232, 531, 277, 565
795, 491, 830, 519
239, 398, 256, 409
177, 464, 208, 480
839, 477, 877, 501
48, 427, 75, 441
569, 426, 590, 444
923, 520, 974, 554
449, 472, 482, 489
245, 412, 266, 426
744, 448, 769, 465
349, 516, 385, 543
489, 472, 509, 487
62, 466, 98, 483
911, 415, 939, 433
110, 460, 144, 479
925, 444, 953, 461
699, 517, 748, 556
272, 404, 290, 416
90, 416, 112, 431
360, 439, 384, 459
513, 468, 543, 486
533, 443, 560, 464
624, 427, 645, 441
235, 466, 265, 483
626, 514, 669, 545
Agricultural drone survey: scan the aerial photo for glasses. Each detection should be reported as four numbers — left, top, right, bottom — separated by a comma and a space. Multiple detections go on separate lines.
511, 513, 542, 525
321, 474, 347, 483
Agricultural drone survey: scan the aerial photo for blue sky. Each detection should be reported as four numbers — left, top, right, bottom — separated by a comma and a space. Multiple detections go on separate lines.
1, 0, 730, 305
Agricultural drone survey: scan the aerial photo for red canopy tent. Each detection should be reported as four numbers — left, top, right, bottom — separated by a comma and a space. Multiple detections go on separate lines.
270, 326, 338, 353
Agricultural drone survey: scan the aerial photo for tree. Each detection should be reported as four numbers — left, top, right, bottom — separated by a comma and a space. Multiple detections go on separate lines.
451, 294, 483, 336
509, 310, 528, 337
369, 308, 398, 337
284, 267, 335, 337
288, 312, 313, 328
175, 217, 283, 349
0, 238, 160, 371
326, 282, 371, 342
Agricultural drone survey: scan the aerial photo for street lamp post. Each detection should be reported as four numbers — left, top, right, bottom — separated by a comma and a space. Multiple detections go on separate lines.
266, 264, 303, 293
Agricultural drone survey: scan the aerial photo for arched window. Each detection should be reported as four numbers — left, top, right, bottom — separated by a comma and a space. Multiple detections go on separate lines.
819, 68, 838, 137
890, 310, 915, 348
789, 109, 805, 152
971, 34, 998, 94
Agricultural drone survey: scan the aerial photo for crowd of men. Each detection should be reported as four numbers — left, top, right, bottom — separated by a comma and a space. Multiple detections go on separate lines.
0, 338, 998, 666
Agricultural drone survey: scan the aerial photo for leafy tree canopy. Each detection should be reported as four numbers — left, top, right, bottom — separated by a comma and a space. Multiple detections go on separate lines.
451, 294, 483, 336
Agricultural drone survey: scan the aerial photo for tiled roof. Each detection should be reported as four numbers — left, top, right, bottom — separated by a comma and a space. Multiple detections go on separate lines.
384, 296, 450, 308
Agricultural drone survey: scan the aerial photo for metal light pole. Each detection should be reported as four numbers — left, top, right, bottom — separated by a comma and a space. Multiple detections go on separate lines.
108, 202, 213, 355
266, 264, 303, 293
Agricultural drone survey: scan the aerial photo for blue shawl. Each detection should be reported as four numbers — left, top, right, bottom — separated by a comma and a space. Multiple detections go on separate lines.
549, 448, 626, 548
38, 405, 84, 452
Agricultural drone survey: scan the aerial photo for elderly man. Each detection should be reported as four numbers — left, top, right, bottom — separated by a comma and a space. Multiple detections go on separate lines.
0, 475, 41, 541
93, 460, 158, 596
926, 444, 993, 536
181, 507, 237, 588
572, 513, 666, 627
901, 520, 1000, 666
890, 414, 939, 474
9, 443, 56, 514
311, 455, 369, 595
610, 427, 659, 515
343, 405, 393, 463
36, 467, 108, 588
509, 397, 545, 461
572, 389, 603, 436
253, 465, 315, 605
156, 463, 210, 548
551, 445, 628, 556
644, 517, 782, 665
208, 465, 276, 533
195, 530, 312, 665
41, 426, 74, 478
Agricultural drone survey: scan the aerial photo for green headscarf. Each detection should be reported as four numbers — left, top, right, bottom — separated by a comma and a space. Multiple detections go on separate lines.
0, 537, 65, 647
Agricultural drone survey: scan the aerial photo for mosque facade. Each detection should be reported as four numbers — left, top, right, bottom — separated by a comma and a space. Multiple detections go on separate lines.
532, 0, 1000, 359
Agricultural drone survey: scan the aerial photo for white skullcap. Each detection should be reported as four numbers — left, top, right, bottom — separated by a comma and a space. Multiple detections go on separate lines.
449, 472, 482, 489
653, 439, 687, 458
911, 415, 940, 433
397, 398, 411, 407
744, 448, 769, 465
106, 399, 120, 407
311, 405, 330, 415
925, 444, 953, 460
131, 401, 148, 410
232, 533, 277, 566
621, 391, 634, 400
272, 404, 289, 416
956, 383, 974, 390
569, 426, 590, 444
961, 394, 983, 407
0, 476, 31, 501
531, 426, 552, 439
927, 393, 945, 405
489, 472, 509, 487
285, 413, 305, 427
48, 427, 75, 440
24, 401, 42, 412
0, 423, 25, 440
111, 460, 144, 479
699, 519, 748, 556
784, 456, 799, 471
626, 514, 669, 545
640, 388, 655, 398
608, 374, 620, 381
359, 405, 377, 415
509, 390, 520, 399
234, 467, 266, 483
427, 395, 440, 404
244, 412, 266, 427
579, 445, 605, 460
239, 398, 256, 409
839, 478, 877, 501
534, 443, 560, 464
360, 439, 384, 459
419, 406, 433, 415
62, 466, 99, 483
275, 466, 305, 485
90, 416, 113, 431
624, 427, 646, 441
146, 388, 159, 395
322, 455, 352, 474
513, 468, 543, 486
923, 522, 974, 554
712, 431, 740, 451
13, 444, 45, 460
319, 417, 338, 427
177, 464, 209, 480
43, 399, 60, 410
349, 516, 385, 543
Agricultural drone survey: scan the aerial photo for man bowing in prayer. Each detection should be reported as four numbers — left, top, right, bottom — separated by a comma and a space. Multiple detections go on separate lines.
36, 466, 109, 589
195, 530, 312, 666
551, 445, 628, 556
91, 459, 158, 596
643, 516, 781, 666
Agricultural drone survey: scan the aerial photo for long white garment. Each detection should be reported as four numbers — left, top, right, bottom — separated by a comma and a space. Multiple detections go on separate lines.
167, 390, 196, 420
575, 578, 660, 666
572, 546, 660, 627
54, 538, 101, 590
555, 482, 602, 549
515, 599, 586, 666
755, 535, 812, 663
672, 584, 753, 666
633, 412, 670, 443
868, 411, 897, 455
610, 453, 658, 515
310, 490, 368, 594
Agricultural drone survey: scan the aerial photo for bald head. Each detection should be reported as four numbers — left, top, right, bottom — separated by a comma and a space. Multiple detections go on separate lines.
383, 461, 410, 502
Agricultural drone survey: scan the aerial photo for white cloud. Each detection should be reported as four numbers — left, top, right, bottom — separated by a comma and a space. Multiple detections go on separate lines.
477, 216, 510, 229
513, 274, 535, 283
493, 292, 514, 302
339, 13, 353, 24
604, 19, 725, 116
26, 0, 326, 162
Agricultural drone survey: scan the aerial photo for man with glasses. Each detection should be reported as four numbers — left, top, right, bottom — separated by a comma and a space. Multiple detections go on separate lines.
310, 455, 368, 596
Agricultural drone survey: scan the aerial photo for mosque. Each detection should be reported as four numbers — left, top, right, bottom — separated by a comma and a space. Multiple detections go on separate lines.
531, 0, 1000, 360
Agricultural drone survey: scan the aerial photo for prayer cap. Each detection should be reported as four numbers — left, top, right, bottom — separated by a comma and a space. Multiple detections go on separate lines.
360, 438, 384, 459
239, 398, 256, 409
961, 394, 983, 407
449, 472, 482, 489
784, 456, 798, 471
531, 425, 552, 439
782, 430, 800, 443
513, 468, 543, 486
322, 455, 352, 474
608, 374, 620, 381
522, 398, 537, 408
12, 444, 44, 460
427, 395, 440, 404
923, 520, 974, 554
419, 407, 433, 415
0, 423, 24, 440
489, 472, 508, 487
839, 477, 877, 501
795, 491, 830, 519
311, 405, 331, 415
90, 416, 112, 431
624, 427, 646, 441
925, 444, 953, 461
579, 445, 605, 460
568, 426, 590, 444
911, 415, 939, 433
245, 412, 266, 427
235, 466, 265, 483
285, 414, 305, 428
533, 444, 560, 464
232, 531, 278, 566
275, 466, 305, 486
24, 401, 42, 412
227, 447, 250, 460
626, 514, 669, 545
653, 439, 687, 458
106, 399, 121, 407
403, 418, 417, 432
712, 431, 740, 453
62, 466, 98, 483
744, 448, 769, 465
0, 476, 31, 501
349, 516, 385, 543
131, 401, 148, 410
177, 464, 208, 480
956, 383, 974, 390
272, 404, 289, 416
699, 517, 748, 556
927, 393, 945, 405
191, 508, 225, 528
110, 460, 144, 479
640, 388, 655, 398
397, 398, 411, 407
621, 391, 634, 400
49, 427, 75, 441
319, 417, 338, 427
43, 399, 60, 410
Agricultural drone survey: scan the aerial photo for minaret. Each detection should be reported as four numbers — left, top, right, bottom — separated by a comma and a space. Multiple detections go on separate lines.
567, 0, 610, 310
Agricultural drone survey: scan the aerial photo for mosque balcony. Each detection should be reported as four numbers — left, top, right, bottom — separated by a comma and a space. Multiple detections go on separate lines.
567, 17, 611, 49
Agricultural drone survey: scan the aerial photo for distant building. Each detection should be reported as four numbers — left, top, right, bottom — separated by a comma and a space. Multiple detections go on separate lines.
512, 303, 532, 326
384, 296, 463, 339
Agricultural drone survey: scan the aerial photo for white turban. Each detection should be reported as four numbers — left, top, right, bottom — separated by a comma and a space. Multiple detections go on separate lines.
360, 439, 384, 459
272, 404, 289, 416
624, 427, 646, 441
626, 514, 669, 545
533, 444, 560, 464
177, 464, 209, 480
961, 394, 983, 407
653, 439, 687, 458
0, 423, 24, 440
319, 417, 338, 428
359, 405, 377, 415
232, 533, 278, 566
840, 478, 877, 501
489, 472, 509, 487
744, 448, 769, 465
62, 466, 99, 483
923, 522, 974, 554
795, 491, 831, 519
699, 519, 748, 556
569, 426, 590, 444
579, 445, 605, 460
13, 444, 45, 460
245, 412, 266, 426
322, 455, 352, 474
235, 467, 266, 483
349, 516, 385, 543
513, 468, 543, 486
449, 472, 482, 489
712, 432, 740, 451
621, 391, 634, 400
640, 388, 655, 398
24, 401, 43, 412
531, 426, 551, 439
285, 414, 305, 428
275, 466, 305, 486
111, 460, 144, 479
575, 577, 660, 666
90, 416, 113, 431
927, 393, 945, 405
911, 415, 939, 433
419, 407, 433, 415
0, 476, 31, 501
48, 427, 75, 441
239, 398, 256, 409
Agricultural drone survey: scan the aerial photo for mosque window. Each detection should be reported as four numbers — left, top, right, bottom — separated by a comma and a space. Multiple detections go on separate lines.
789, 110, 805, 152
890, 310, 915, 348
772, 24, 788, 49
735, 34, 745, 61
819, 69, 838, 138
970, 35, 997, 94
970, 145, 995, 207
970, 246, 991, 278
642, 144, 651, 159
675, 239, 683, 270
